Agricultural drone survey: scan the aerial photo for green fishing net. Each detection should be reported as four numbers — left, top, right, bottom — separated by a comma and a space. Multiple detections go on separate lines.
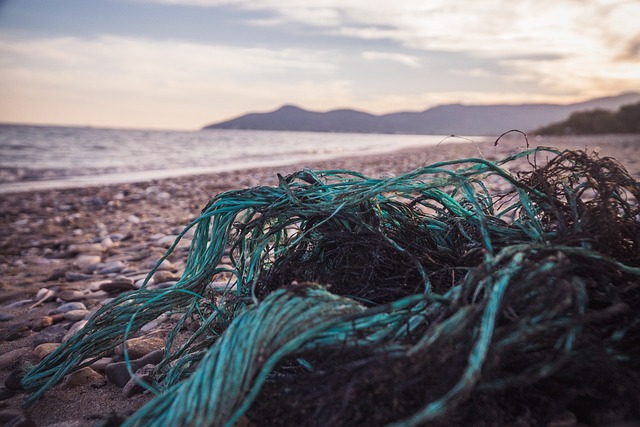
22, 147, 640, 426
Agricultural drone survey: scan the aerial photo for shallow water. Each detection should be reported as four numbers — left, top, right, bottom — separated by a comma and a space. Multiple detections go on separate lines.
0, 125, 473, 192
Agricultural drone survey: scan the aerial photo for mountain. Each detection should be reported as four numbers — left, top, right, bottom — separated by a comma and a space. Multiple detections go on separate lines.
202, 92, 640, 136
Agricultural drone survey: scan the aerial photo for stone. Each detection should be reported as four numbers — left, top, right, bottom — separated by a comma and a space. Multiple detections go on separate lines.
30, 316, 54, 331
99, 277, 136, 293
0, 348, 31, 370
114, 336, 165, 360
33, 324, 68, 345
60, 367, 103, 389
63, 320, 88, 342
0, 409, 36, 427
0, 312, 15, 321
145, 258, 174, 271
34, 343, 61, 359
50, 302, 87, 314
105, 349, 164, 388
4, 369, 24, 390
57, 290, 86, 301
44, 420, 85, 427
152, 270, 178, 284
154, 235, 180, 248
96, 261, 126, 275
89, 357, 114, 372
64, 271, 93, 282
74, 254, 101, 271
64, 309, 89, 321
122, 364, 155, 397
127, 214, 141, 224
0, 386, 16, 401
1, 324, 30, 341
67, 243, 103, 255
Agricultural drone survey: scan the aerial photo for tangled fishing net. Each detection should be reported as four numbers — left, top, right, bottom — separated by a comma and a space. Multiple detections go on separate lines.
22, 146, 640, 426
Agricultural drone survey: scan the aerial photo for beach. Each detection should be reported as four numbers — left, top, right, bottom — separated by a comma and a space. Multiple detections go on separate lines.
1, 134, 639, 426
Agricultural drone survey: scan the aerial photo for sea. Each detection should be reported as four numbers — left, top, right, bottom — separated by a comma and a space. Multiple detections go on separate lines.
0, 124, 476, 193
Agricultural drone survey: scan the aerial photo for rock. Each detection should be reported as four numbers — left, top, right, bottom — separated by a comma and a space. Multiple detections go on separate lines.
33, 324, 68, 345
63, 320, 88, 342
57, 290, 86, 301
67, 243, 103, 255
0, 386, 16, 401
145, 259, 174, 271
105, 349, 164, 387
44, 420, 85, 427
0, 348, 31, 370
74, 254, 101, 271
141, 314, 169, 333
0, 312, 15, 321
89, 357, 114, 372
4, 369, 24, 390
0, 408, 36, 427
96, 261, 126, 275
100, 236, 115, 249
4, 299, 32, 308
30, 316, 54, 331
64, 309, 89, 321
152, 270, 177, 284
154, 235, 180, 248
1, 324, 30, 341
49, 302, 87, 314
64, 271, 93, 282
122, 364, 155, 397
60, 367, 103, 389
155, 281, 178, 290
99, 277, 136, 293
127, 214, 141, 224
114, 336, 165, 360
34, 343, 61, 359
29, 288, 56, 308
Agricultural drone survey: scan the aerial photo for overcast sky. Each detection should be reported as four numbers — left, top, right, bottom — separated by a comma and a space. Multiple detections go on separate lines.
0, 0, 638, 130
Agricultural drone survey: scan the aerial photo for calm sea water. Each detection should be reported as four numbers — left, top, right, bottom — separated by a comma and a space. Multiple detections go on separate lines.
0, 124, 470, 192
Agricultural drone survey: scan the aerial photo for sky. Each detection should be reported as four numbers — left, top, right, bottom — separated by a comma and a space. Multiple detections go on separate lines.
0, 0, 639, 130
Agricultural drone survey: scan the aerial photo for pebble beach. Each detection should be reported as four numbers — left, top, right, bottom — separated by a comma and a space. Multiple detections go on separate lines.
1, 134, 639, 426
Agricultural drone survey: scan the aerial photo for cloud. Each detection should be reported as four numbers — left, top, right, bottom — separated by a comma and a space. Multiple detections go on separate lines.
0, 35, 350, 128
361, 51, 421, 68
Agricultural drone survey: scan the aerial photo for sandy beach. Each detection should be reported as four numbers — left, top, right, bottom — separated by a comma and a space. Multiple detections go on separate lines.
1, 134, 639, 426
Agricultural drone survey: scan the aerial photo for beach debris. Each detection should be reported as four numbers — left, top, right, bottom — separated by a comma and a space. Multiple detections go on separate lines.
21, 148, 640, 426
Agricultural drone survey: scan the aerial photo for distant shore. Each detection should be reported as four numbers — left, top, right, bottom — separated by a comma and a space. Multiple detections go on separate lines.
0, 134, 639, 426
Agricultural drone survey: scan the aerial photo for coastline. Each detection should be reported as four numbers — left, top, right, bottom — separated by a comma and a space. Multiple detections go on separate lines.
0, 134, 639, 426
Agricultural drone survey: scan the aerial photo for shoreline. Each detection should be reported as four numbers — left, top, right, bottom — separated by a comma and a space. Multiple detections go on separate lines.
0, 135, 639, 426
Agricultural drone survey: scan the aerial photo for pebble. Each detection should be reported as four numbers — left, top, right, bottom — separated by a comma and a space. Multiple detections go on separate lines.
154, 235, 180, 248
31, 316, 54, 331
99, 277, 136, 293
122, 364, 155, 397
67, 243, 103, 255
105, 350, 164, 387
152, 270, 178, 284
0, 348, 31, 370
0, 386, 16, 401
74, 254, 102, 271
89, 357, 114, 372
4, 369, 24, 390
145, 259, 175, 271
64, 309, 90, 321
0, 312, 15, 321
65, 271, 94, 282
49, 302, 87, 314
33, 324, 68, 345
34, 343, 61, 359
0, 408, 36, 427
127, 214, 141, 224
96, 260, 126, 275
60, 367, 103, 389
44, 420, 85, 427
63, 320, 88, 342
114, 336, 165, 360
4, 299, 33, 308
58, 290, 87, 301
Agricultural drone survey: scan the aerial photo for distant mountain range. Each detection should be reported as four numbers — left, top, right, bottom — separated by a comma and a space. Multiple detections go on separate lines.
203, 92, 640, 136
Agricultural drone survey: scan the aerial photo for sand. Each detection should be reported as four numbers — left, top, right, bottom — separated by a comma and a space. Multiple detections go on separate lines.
1, 134, 639, 426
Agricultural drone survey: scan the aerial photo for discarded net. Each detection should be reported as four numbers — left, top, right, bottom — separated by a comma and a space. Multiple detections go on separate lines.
23, 147, 640, 426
